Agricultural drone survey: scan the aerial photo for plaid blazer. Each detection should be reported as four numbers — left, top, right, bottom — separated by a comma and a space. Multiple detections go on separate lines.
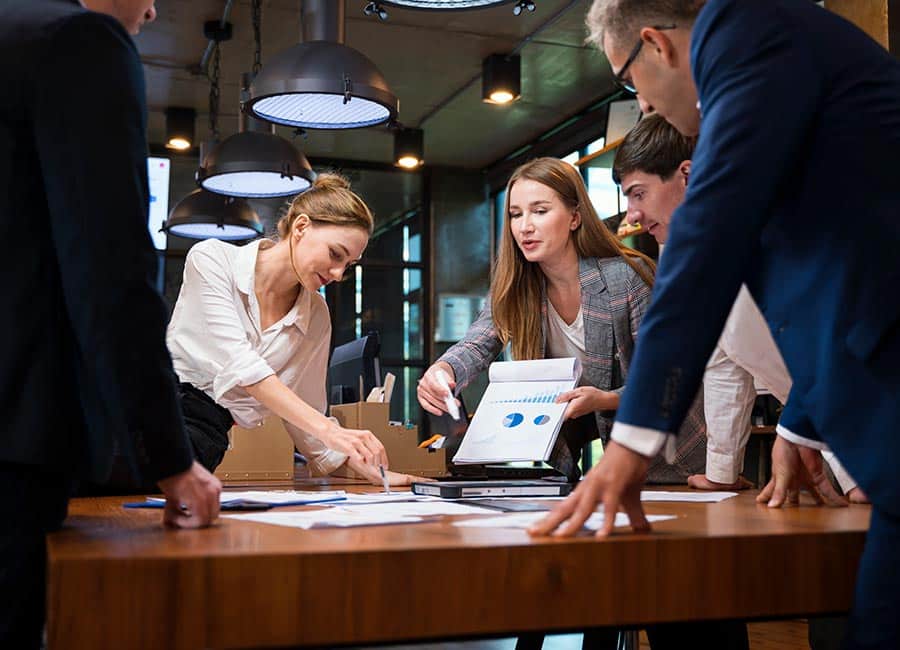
440, 256, 706, 482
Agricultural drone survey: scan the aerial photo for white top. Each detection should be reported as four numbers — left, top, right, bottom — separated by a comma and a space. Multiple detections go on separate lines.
545, 301, 586, 365
612, 286, 856, 493
166, 239, 346, 476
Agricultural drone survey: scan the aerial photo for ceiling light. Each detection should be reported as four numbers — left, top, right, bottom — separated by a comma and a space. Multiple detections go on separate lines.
246, 1, 398, 129
394, 127, 424, 169
165, 107, 196, 150
162, 189, 263, 241
197, 74, 316, 198
482, 54, 521, 104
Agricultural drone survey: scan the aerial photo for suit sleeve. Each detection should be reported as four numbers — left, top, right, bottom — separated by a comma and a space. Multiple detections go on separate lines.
34, 14, 193, 482
615, 1, 824, 435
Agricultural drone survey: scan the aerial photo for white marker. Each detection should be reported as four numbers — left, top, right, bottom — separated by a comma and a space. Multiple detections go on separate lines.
435, 369, 460, 421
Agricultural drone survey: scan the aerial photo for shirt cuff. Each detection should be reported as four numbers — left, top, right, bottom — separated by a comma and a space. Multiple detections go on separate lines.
705, 448, 743, 484
610, 422, 676, 462
306, 448, 349, 477
821, 450, 858, 494
776, 424, 829, 451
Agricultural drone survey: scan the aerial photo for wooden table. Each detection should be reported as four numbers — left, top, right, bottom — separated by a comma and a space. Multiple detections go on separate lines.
46, 487, 870, 650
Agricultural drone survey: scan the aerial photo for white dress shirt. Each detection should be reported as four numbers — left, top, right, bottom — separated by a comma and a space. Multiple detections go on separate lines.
612, 286, 857, 493
167, 238, 346, 476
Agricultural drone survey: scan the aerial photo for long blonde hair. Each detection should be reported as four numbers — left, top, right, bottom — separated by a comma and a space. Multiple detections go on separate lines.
492, 157, 656, 360
276, 172, 374, 238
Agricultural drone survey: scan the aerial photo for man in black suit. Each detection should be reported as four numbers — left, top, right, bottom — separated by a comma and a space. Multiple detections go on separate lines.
0, 1, 222, 646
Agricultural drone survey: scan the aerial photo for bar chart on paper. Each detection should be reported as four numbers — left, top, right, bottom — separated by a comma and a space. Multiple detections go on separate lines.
491, 388, 564, 405
454, 358, 581, 464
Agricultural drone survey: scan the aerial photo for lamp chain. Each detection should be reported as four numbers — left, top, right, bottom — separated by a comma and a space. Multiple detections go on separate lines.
208, 43, 221, 141
251, 0, 262, 75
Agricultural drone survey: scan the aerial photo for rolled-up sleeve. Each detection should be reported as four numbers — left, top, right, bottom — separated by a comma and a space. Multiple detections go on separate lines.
282, 313, 347, 475
703, 346, 756, 483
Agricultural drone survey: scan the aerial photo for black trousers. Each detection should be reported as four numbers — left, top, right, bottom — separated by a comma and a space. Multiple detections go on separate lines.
516, 620, 749, 650
0, 463, 72, 650
177, 382, 233, 473
74, 383, 233, 496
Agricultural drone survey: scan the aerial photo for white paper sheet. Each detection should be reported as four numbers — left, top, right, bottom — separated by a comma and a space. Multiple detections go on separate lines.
340, 492, 440, 505
224, 509, 424, 529
339, 501, 496, 518
640, 491, 738, 503
146, 490, 347, 506
453, 511, 677, 530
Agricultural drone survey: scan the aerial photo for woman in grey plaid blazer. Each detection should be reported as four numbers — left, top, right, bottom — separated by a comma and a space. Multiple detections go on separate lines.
418, 158, 706, 484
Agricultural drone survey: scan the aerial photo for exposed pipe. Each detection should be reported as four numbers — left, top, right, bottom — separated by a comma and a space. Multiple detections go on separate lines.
198, 0, 236, 76
300, 0, 345, 44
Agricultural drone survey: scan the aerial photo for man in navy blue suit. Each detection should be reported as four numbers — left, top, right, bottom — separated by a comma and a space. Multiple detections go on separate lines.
532, 1, 900, 648
0, 1, 222, 647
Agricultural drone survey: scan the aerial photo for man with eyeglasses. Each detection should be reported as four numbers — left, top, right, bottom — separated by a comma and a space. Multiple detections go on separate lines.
531, 1, 900, 648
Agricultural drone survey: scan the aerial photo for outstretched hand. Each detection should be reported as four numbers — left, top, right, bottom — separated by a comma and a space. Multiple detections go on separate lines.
528, 441, 651, 538
757, 436, 848, 508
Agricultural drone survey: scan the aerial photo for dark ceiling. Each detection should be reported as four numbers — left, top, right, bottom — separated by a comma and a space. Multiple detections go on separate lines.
137, 0, 618, 169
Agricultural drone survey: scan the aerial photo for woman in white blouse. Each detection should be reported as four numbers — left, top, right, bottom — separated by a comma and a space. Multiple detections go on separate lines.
167, 174, 409, 485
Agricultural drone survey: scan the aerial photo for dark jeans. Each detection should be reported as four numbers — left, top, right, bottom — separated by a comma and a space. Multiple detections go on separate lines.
0, 463, 72, 650
177, 382, 233, 473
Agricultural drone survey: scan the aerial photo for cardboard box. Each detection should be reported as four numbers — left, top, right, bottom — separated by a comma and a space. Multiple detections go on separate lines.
330, 401, 448, 478
214, 418, 295, 483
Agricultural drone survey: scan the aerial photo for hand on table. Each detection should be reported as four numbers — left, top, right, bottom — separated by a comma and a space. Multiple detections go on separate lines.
341, 457, 433, 487
556, 386, 618, 420
417, 362, 459, 416
847, 486, 870, 504
528, 441, 651, 538
157, 461, 222, 528
319, 422, 388, 472
687, 474, 754, 491
756, 436, 848, 507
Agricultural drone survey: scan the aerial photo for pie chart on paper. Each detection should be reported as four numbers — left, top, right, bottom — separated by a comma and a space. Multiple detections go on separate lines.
502, 412, 524, 428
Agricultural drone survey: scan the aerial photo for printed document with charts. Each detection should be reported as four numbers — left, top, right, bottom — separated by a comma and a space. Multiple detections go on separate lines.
453, 357, 581, 464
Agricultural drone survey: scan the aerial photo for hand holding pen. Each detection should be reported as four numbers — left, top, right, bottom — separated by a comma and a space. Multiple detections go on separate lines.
416, 361, 461, 419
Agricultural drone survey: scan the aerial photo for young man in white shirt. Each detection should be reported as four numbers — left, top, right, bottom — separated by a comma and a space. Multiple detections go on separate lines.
609, 113, 866, 503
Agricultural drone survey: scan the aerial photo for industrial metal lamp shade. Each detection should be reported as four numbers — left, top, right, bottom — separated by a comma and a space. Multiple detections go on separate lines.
378, 0, 516, 9
162, 189, 263, 241
246, 41, 398, 129
197, 131, 316, 198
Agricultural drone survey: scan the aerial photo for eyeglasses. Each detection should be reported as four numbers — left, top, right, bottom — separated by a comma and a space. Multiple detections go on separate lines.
611, 24, 677, 94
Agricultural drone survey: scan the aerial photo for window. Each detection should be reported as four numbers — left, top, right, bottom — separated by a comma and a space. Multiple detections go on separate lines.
325, 167, 428, 426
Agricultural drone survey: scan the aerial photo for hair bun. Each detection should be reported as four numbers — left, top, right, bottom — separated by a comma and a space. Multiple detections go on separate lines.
312, 172, 351, 191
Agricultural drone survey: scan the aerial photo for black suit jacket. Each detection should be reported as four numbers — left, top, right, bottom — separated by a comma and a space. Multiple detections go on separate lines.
0, 0, 193, 483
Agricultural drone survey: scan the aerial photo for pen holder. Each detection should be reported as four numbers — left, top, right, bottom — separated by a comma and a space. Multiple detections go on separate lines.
329, 401, 448, 478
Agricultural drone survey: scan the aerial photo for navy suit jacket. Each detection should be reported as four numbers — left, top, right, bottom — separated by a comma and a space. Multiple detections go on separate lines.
616, 0, 900, 513
0, 0, 193, 483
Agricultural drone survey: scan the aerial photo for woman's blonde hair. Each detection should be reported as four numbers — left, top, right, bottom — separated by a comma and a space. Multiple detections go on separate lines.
276, 172, 374, 238
492, 157, 656, 361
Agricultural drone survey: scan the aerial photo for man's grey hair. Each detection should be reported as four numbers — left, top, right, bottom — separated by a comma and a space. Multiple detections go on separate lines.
586, 0, 706, 49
